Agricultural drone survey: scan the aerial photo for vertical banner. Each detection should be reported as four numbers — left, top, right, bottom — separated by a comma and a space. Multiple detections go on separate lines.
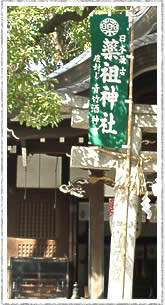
89, 14, 130, 148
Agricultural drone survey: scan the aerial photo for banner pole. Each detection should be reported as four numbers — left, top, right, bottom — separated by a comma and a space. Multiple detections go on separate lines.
121, 7, 134, 298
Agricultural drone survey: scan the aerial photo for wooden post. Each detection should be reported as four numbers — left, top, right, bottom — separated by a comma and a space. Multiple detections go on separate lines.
108, 9, 138, 298
68, 197, 79, 283
88, 170, 104, 299
120, 8, 135, 298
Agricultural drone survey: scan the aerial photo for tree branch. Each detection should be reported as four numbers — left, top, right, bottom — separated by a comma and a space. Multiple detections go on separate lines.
39, 6, 97, 34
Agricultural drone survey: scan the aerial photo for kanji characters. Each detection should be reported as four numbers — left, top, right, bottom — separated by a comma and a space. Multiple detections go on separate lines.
89, 15, 129, 145
120, 67, 126, 76
119, 55, 127, 65
101, 38, 120, 61
101, 38, 128, 62
100, 85, 119, 110
94, 72, 99, 80
100, 113, 117, 134
92, 83, 100, 94
93, 62, 101, 73
91, 104, 99, 113
92, 95, 100, 103
91, 113, 117, 135
93, 55, 101, 63
100, 62, 121, 83
91, 115, 100, 125
119, 35, 126, 42
119, 44, 127, 54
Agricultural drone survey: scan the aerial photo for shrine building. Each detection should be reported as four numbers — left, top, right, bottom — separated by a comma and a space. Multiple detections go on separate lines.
6, 6, 159, 300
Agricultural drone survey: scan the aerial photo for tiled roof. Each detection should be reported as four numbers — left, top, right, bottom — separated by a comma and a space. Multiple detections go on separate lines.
48, 6, 157, 82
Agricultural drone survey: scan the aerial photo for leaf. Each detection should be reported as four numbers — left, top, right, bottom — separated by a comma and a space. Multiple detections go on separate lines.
7, 5, 128, 129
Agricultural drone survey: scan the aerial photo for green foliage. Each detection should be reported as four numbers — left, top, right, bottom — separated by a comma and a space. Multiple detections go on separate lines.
7, 5, 129, 129
7, 6, 62, 129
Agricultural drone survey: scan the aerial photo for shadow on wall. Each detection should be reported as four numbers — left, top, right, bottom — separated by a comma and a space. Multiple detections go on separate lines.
133, 70, 157, 105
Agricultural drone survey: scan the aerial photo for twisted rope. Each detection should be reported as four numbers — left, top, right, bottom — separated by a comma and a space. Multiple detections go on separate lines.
91, 146, 157, 162
88, 151, 156, 197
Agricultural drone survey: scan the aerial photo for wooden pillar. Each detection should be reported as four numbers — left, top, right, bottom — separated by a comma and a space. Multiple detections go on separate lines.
88, 170, 104, 299
68, 197, 79, 283
108, 126, 142, 299
55, 190, 69, 257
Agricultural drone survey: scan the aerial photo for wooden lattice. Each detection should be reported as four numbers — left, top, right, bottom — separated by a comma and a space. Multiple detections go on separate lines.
17, 199, 56, 239
17, 239, 56, 257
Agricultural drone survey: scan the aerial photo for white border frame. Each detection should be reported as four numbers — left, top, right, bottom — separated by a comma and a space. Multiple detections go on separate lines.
1, 1, 164, 304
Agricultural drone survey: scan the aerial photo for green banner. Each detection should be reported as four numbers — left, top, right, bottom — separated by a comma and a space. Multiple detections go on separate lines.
88, 14, 130, 148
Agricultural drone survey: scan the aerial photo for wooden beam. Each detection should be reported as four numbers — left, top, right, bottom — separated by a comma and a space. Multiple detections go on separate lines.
27, 142, 72, 155
142, 127, 157, 133
68, 197, 79, 285
8, 136, 88, 155
8, 120, 87, 140
25, 137, 88, 155
71, 146, 157, 173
